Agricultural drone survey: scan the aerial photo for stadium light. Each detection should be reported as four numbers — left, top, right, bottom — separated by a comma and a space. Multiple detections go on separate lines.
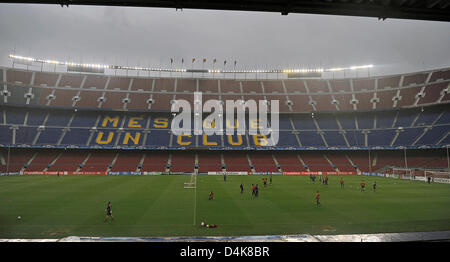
9, 54, 374, 75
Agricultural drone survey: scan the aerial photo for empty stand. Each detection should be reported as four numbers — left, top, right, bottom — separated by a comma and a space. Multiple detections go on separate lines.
107, 77, 131, 90
353, 78, 375, 91
300, 152, 335, 172
84, 75, 107, 89
220, 80, 241, 93
275, 152, 306, 172
0, 149, 34, 172
58, 74, 83, 88
430, 69, 450, 82
153, 79, 175, 92
284, 80, 307, 93
26, 151, 59, 172
197, 151, 222, 173
249, 152, 278, 172
1, 66, 449, 114
346, 151, 371, 172
0, 148, 447, 174
241, 81, 263, 93
47, 150, 88, 172
82, 151, 116, 172
177, 79, 197, 92
378, 76, 401, 89
326, 151, 355, 172
141, 152, 169, 172
263, 81, 284, 94
102, 91, 127, 110
131, 78, 153, 91
329, 79, 351, 92
170, 151, 195, 172
6, 69, 32, 85
34, 72, 58, 87
223, 152, 251, 172
418, 82, 448, 105
403, 72, 428, 86
371, 150, 406, 171
198, 79, 218, 93
110, 152, 143, 172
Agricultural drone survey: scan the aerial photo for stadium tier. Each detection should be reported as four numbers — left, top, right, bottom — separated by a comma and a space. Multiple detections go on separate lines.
0, 148, 448, 174
0, 104, 448, 149
0, 66, 449, 174
1, 66, 450, 112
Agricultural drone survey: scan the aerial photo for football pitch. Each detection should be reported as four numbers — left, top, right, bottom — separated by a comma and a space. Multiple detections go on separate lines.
0, 175, 449, 239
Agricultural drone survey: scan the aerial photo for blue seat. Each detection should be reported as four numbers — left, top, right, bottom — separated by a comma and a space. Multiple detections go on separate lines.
323, 131, 347, 147
368, 129, 396, 146
36, 128, 63, 145
61, 128, 91, 146
393, 128, 424, 146
298, 131, 325, 147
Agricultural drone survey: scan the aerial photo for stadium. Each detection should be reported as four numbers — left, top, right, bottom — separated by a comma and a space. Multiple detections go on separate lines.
0, 1, 450, 243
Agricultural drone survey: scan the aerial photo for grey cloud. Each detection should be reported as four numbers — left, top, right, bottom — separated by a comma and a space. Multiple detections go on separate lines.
0, 4, 449, 76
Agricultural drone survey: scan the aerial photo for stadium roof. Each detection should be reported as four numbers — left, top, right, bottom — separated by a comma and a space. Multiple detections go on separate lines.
4, 0, 450, 22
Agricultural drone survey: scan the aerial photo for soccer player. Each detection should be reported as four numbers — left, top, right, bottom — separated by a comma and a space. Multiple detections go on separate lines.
251, 184, 255, 197
315, 190, 320, 207
373, 181, 377, 192
340, 177, 344, 189
263, 177, 267, 187
255, 184, 259, 197
240, 183, 244, 194
427, 176, 431, 184
361, 180, 366, 192
224, 174, 227, 182
270, 176, 272, 185
209, 191, 214, 200
104, 201, 114, 222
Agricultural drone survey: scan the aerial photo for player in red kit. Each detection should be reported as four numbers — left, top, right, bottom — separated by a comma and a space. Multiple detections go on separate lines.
315, 190, 320, 207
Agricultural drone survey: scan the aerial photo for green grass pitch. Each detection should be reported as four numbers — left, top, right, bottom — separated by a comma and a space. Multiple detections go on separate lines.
0, 174, 449, 238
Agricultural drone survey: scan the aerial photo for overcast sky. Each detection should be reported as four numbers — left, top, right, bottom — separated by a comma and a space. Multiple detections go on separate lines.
0, 3, 449, 77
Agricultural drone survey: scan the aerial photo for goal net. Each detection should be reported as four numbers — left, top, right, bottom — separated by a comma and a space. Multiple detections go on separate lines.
390, 168, 413, 177
184, 173, 197, 189
424, 170, 450, 179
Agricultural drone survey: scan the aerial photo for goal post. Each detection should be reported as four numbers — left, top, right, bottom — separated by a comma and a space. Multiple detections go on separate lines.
184, 173, 197, 189
391, 167, 413, 177
424, 170, 450, 183
182, 173, 198, 226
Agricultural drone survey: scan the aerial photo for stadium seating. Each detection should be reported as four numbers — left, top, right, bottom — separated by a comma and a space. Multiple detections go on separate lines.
248, 152, 279, 172
81, 151, 116, 172
170, 151, 195, 173
0, 102, 448, 149
2, 66, 450, 113
141, 152, 169, 172
223, 152, 251, 172
300, 152, 335, 172
1, 148, 448, 174
0, 66, 449, 174
110, 152, 143, 172
274, 152, 307, 172
47, 150, 89, 172
25, 151, 59, 172
197, 151, 223, 173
